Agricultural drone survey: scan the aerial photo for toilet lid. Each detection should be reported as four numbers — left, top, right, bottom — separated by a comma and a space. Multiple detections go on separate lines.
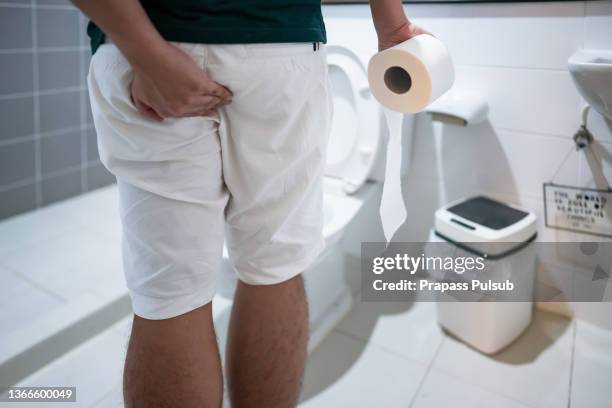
325, 46, 382, 194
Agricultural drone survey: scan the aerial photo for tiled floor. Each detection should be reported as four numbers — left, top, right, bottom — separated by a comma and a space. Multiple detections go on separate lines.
9, 300, 612, 408
0, 186, 124, 340
1, 186, 612, 407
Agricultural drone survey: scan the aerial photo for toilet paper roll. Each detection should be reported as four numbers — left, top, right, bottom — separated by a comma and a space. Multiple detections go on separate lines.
367, 34, 454, 113
369, 35, 454, 242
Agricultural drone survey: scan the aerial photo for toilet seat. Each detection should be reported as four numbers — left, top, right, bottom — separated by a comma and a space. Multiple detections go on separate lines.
325, 47, 383, 194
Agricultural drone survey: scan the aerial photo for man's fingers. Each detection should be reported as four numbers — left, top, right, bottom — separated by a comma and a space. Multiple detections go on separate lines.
214, 98, 232, 110
134, 98, 164, 122
200, 109, 217, 117
194, 94, 224, 110
206, 81, 233, 101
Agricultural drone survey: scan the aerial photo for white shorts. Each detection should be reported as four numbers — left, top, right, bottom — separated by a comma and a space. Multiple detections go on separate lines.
88, 42, 332, 320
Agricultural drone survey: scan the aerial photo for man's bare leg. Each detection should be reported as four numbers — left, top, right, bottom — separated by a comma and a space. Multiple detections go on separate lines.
123, 303, 223, 408
226, 274, 309, 408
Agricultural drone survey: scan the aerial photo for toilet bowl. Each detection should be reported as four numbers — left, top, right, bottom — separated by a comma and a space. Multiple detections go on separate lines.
220, 45, 411, 350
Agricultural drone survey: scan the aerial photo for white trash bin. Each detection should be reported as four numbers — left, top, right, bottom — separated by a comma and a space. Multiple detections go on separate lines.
427, 196, 537, 354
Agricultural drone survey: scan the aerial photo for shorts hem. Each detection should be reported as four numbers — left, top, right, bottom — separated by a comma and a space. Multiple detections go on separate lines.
129, 286, 216, 320
235, 238, 325, 286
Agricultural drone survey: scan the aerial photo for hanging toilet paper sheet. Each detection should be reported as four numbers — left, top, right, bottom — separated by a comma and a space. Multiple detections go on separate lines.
380, 110, 407, 242
368, 35, 454, 242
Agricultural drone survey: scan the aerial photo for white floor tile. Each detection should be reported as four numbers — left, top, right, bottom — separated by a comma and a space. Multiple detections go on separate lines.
14, 326, 126, 408
432, 310, 574, 408
299, 331, 427, 408
413, 368, 530, 408
44, 185, 121, 242
0, 227, 121, 301
92, 384, 123, 408
110, 316, 133, 341
570, 320, 612, 408
336, 300, 443, 365
0, 267, 63, 337
0, 206, 74, 256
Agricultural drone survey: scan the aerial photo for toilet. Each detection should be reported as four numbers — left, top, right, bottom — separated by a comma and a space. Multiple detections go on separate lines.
219, 45, 413, 350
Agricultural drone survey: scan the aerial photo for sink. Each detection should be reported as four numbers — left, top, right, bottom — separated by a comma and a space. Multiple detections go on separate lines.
568, 49, 612, 121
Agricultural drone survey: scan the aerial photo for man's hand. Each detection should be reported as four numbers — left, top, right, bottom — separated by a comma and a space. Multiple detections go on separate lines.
130, 43, 232, 121
377, 20, 431, 52
370, 0, 431, 51
71, 0, 232, 122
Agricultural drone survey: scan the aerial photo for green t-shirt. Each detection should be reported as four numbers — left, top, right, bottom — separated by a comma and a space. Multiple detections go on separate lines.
87, 0, 326, 53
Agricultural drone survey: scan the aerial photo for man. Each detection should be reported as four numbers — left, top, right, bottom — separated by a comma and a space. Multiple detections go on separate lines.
71, 0, 427, 406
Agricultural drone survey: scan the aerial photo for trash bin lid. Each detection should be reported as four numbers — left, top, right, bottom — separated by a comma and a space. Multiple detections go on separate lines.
434, 196, 537, 256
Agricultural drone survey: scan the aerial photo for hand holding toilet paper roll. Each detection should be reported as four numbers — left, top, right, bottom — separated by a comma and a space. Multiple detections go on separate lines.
368, 34, 454, 113
368, 35, 454, 242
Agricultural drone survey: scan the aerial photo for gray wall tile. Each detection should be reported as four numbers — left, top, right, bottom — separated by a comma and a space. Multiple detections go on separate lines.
86, 163, 115, 191
36, 0, 73, 5
0, 183, 36, 220
0, 53, 34, 95
83, 89, 93, 123
85, 128, 98, 161
0, 97, 34, 141
81, 50, 92, 79
0, 5, 101, 218
41, 130, 81, 173
41, 169, 82, 205
36, 8, 80, 48
38, 51, 80, 90
78, 12, 89, 47
0, 140, 35, 186
39, 90, 80, 133
0, 7, 32, 49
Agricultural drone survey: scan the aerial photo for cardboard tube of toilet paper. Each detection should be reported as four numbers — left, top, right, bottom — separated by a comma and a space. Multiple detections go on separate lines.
368, 35, 454, 113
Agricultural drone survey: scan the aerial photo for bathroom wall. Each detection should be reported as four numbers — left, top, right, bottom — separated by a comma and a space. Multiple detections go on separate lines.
323, 0, 612, 328
0, 1, 114, 220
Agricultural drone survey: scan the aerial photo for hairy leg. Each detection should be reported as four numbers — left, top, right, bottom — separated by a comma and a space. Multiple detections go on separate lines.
123, 303, 223, 408
226, 275, 309, 408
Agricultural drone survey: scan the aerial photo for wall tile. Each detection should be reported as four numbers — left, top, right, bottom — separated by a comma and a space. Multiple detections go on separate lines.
36, 8, 80, 48
85, 128, 98, 161
0, 7, 32, 50
81, 50, 92, 78
322, 8, 377, 65
0, 97, 34, 141
0, 53, 33, 95
587, 107, 612, 144
0, 183, 36, 220
40, 130, 81, 173
36, 0, 73, 5
38, 51, 80, 90
584, 1, 612, 50
409, 2, 584, 70
454, 65, 581, 138
0, 140, 35, 186
474, 128, 579, 200
41, 169, 82, 205
39, 90, 80, 133
78, 13, 90, 48
577, 140, 612, 191
86, 163, 115, 191
83, 89, 93, 123
323, 2, 585, 70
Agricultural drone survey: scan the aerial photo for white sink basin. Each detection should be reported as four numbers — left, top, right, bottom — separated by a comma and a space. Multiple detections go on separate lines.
568, 49, 612, 121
